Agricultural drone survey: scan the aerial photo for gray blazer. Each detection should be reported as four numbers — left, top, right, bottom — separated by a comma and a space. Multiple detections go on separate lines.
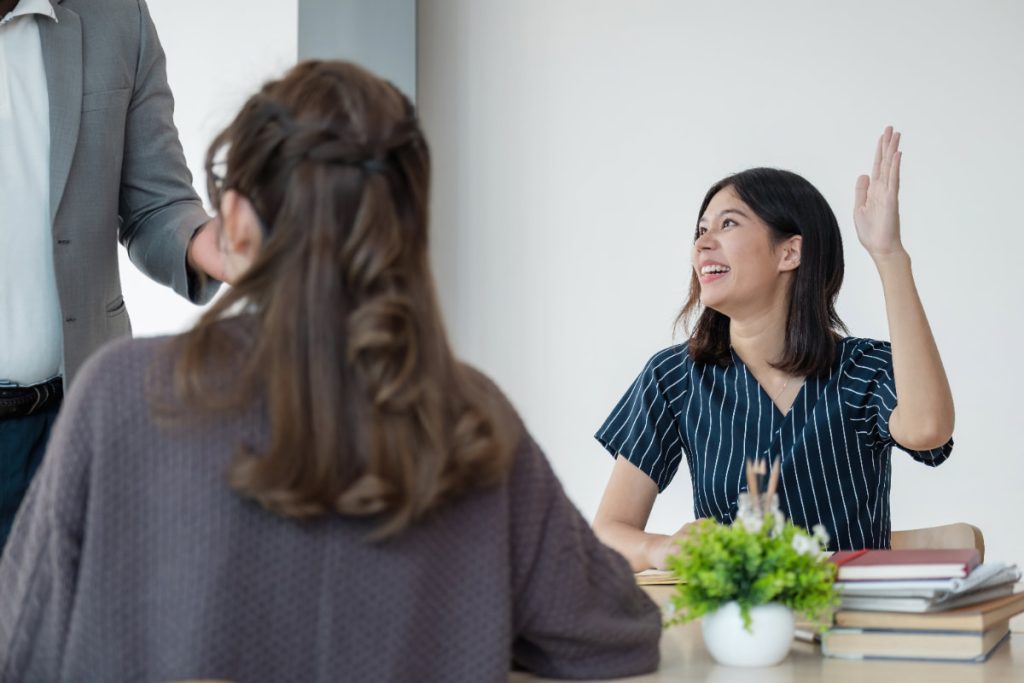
40, 0, 214, 385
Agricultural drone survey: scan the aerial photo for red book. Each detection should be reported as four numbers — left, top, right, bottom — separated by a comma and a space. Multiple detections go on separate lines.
830, 549, 980, 581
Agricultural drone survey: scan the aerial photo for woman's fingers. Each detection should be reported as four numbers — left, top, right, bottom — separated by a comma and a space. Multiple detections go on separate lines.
878, 127, 900, 188
887, 131, 901, 164
879, 129, 894, 185
890, 150, 902, 195
871, 128, 887, 180
855, 174, 870, 211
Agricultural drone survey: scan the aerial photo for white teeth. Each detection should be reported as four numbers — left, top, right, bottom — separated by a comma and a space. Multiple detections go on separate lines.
701, 265, 731, 275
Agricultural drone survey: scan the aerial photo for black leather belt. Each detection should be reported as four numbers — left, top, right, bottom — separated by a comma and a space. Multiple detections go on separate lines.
0, 377, 64, 419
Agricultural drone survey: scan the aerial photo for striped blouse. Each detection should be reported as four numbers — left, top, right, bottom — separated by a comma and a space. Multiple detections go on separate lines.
595, 338, 953, 551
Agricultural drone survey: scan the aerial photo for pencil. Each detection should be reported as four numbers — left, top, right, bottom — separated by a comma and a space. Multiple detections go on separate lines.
745, 458, 760, 509
764, 457, 781, 513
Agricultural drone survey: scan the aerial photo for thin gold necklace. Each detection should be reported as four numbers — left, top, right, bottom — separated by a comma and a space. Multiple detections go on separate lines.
772, 376, 791, 404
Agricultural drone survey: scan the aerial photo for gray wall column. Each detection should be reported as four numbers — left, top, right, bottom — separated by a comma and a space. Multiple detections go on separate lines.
298, 0, 416, 102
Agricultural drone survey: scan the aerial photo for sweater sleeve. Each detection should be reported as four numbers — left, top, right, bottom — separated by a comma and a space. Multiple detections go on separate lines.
509, 434, 661, 679
0, 348, 105, 682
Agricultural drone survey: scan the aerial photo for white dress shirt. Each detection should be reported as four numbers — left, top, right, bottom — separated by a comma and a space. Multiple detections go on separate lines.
0, 0, 62, 386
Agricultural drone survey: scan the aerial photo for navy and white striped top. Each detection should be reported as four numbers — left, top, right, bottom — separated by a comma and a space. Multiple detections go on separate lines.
595, 338, 953, 551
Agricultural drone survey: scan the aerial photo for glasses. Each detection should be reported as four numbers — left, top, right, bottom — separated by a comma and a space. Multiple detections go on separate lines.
205, 156, 272, 237
205, 157, 229, 211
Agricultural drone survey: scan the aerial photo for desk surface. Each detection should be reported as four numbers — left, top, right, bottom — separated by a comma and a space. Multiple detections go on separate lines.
510, 585, 1024, 683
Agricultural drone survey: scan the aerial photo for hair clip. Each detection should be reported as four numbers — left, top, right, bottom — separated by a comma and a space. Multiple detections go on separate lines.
361, 159, 389, 175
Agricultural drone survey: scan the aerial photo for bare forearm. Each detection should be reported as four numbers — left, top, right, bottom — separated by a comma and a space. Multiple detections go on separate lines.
593, 519, 668, 572
875, 249, 955, 446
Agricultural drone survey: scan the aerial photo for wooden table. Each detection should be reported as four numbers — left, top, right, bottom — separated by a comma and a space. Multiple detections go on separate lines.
509, 585, 1024, 682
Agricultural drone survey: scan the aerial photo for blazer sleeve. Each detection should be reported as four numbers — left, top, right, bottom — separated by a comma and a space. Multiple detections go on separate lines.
509, 435, 661, 679
117, 0, 219, 304
0, 355, 101, 682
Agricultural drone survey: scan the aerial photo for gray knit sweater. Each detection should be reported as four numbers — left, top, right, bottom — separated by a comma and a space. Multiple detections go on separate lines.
0, 335, 660, 682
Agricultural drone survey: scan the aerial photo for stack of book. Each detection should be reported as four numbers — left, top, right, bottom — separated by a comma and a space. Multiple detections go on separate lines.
822, 549, 1023, 662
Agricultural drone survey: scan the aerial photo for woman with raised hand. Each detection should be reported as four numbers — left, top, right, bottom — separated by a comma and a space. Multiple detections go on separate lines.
0, 61, 660, 682
593, 128, 954, 571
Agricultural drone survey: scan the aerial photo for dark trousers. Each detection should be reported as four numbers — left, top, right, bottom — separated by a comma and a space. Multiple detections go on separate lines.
0, 400, 61, 553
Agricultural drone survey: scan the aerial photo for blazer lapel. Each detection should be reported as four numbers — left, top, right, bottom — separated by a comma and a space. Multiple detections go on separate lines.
38, 1, 81, 224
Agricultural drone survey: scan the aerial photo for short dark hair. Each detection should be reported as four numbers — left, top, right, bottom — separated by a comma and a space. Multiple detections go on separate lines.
677, 168, 847, 377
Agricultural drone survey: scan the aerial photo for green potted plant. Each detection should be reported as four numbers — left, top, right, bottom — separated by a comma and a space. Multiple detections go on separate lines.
664, 462, 839, 667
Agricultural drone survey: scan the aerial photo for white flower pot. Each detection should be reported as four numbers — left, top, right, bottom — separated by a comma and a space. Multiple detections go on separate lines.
701, 601, 794, 667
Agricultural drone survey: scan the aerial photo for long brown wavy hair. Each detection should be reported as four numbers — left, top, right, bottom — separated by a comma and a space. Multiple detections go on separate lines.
170, 60, 518, 538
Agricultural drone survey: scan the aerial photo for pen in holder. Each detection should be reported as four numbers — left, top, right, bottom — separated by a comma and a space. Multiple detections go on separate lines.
740, 457, 783, 530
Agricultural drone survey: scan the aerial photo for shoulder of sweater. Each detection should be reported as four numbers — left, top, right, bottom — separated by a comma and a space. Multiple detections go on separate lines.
452, 364, 556, 492
69, 333, 180, 404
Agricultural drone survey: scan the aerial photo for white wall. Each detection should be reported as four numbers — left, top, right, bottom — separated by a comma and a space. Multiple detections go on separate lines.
418, 0, 1024, 568
119, 0, 298, 336
123, 0, 420, 335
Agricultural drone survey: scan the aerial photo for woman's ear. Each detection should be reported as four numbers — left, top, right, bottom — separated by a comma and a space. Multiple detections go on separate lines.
218, 189, 264, 279
778, 235, 802, 272
220, 190, 263, 255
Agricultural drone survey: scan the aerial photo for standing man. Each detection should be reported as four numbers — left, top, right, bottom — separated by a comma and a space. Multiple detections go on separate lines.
0, 0, 224, 549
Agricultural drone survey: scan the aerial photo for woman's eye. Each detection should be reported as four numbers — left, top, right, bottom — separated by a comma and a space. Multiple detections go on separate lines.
722, 218, 737, 228
696, 226, 708, 237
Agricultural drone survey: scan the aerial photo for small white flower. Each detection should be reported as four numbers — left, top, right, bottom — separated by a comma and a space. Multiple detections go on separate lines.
739, 514, 762, 533
791, 534, 816, 556
811, 524, 830, 546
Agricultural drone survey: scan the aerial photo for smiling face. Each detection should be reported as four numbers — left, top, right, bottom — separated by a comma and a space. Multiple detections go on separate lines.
691, 185, 801, 319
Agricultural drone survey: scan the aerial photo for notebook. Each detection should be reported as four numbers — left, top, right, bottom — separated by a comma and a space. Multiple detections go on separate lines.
835, 591, 1024, 631
822, 622, 1009, 662
830, 549, 980, 581
835, 562, 1021, 598
838, 583, 1016, 613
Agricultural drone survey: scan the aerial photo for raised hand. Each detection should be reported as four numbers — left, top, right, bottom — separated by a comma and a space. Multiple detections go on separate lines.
854, 126, 905, 259
854, 127, 955, 453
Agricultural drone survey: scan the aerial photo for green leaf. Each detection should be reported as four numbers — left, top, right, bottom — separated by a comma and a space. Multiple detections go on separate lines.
664, 518, 839, 630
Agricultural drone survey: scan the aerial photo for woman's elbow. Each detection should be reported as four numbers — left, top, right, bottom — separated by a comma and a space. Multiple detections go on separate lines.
591, 516, 616, 551
897, 422, 954, 451
891, 405, 954, 451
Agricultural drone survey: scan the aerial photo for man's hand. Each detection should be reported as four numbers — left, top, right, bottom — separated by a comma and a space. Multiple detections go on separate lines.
186, 218, 230, 284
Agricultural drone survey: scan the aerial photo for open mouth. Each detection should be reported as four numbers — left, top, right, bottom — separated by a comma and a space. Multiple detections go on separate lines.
699, 264, 731, 283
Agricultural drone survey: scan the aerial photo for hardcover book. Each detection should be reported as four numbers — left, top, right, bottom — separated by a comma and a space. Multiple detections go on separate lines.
830, 549, 980, 581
